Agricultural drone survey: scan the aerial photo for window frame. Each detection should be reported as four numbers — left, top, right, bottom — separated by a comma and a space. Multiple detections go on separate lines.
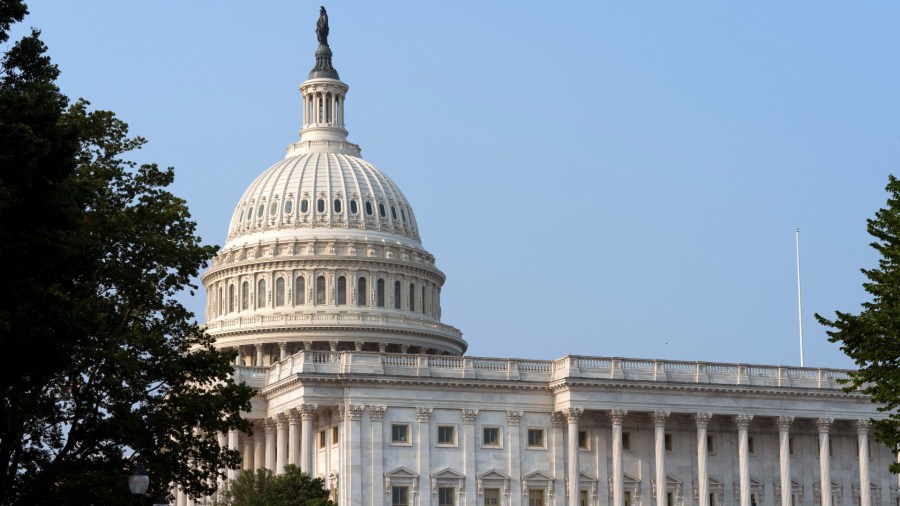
578, 429, 590, 451
390, 423, 411, 446
437, 425, 457, 447
527, 428, 546, 449
482, 426, 502, 448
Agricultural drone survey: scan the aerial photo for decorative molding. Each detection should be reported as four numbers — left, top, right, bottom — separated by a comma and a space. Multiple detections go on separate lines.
776, 416, 794, 431
552, 412, 567, 428
416, 407, 433, 423
298, 403, 318, 421
563, 407, 583, 423
346, 405, 364, 421
608, 409, 628, 425
694, 413, 712, 429
368, 405, 386, 422
461, 409, 478, 425
651, 411, 670, 427
856, 419, 872, 434
734, 414, 753, 430
817, 417, 834, 433
506, 411, 523, 426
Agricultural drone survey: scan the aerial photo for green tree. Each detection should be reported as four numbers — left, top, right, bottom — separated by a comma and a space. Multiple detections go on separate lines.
0, 1, 253, 503
221, 465, 335, 506
817, 174, 900, 472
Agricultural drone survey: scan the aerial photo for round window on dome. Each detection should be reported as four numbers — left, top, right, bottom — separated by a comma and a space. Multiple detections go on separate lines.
284, 200, 293, 214
365, 201, 373, 216
333, 199, 342, 213
317, 199, 325, 213
378, 203, 386, 218
390, 206, 397, 220
300, 199, 309, 214
257, 204, 265, 218
349, 199, 358, 215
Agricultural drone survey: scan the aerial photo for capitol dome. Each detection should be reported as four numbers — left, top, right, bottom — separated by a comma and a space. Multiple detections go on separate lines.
201, 39, 465, 362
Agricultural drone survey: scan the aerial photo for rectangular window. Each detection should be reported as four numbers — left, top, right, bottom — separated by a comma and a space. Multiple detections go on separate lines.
710, 493, 717, 506
580, 490, 589, 506
667, 492, 675, 506
332, 426, 339, 445
625, 491, 633, 506
622, 432, 632, 451
789, 437, 795, 455
664, 433, 673, 452
483, 427, 501, 448
748, 436, 755, 455
392, 486, 409, 506
707, 434, 716, 454
529, 489, 544, 506
391, 424, 409, 444
527, 429, 545, 448
578, 430, 590, 450
438, 425, 456, 446
438, 487, 455, 506
484, 489, 500, 506
318, 430, 326, 449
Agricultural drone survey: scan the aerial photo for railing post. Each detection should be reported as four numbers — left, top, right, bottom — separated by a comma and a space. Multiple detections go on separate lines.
611, 358, 624, 379
653, 360, 667, 382
507, 360, 520, 381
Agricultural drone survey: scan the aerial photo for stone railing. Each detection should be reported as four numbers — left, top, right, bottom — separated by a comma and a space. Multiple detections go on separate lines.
246, 351, 853, 391
207, 312, 462, 340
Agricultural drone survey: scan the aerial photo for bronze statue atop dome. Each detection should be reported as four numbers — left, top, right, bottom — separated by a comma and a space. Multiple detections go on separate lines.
316, 6, 329, 46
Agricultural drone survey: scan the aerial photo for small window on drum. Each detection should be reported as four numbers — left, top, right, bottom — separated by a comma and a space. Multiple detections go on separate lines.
284, 200, 293, 214
401, 208, 407, 223
316, 199, 325, 213
365, 201, 373, 216
349, 199, 358, 215
390, 206, 397, 220
333, 199, 342, 213
379, 203, 386, 218
257, 204, 264, 218
300, 199, 309, 213
245, 208, 252, 222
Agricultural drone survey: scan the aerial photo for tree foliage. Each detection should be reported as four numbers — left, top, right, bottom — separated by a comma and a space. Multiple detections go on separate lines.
817, 174, 900, 472
220, 466, 335, 506
0, 1, 253, 503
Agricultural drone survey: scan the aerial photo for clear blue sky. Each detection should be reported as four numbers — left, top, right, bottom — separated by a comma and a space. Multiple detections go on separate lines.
13, 2, 900, 367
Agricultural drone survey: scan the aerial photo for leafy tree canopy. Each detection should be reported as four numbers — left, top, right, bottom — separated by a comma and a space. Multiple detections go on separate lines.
221, 465, 335, 506
0, 1, 253, 503
817, 174, 900, 472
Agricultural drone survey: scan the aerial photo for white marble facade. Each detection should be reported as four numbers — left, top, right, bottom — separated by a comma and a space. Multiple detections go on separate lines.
182, 26, 898, 506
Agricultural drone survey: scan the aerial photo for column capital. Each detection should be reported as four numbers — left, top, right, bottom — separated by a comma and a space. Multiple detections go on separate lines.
776, 416, 794, 431
253, 419, 267, 434
734, 414, 753, 430
278, 341, 287, 351
817, 417, 834, 433
287, 409, 301, 424
275, 412, 289, 426
255, 343, 264, 351
347, 405, 364, 421
608, 409, 628, 425
507, 411, 523, 426
265, 418, 277, 433
563, 408, 583, 423
694, 413, 713, 428
856, 419, 872, 434
461, 409, 478, 425
651, 411, 670, 427
416, 407, 433, 423
298, 404, 318, 420
552, 411, 567, 428
368, 405, 386, 422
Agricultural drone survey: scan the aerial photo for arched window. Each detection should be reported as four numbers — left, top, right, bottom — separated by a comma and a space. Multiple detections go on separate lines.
337, 276, 347, 305
376, 279, 385, 307
316, 276, 326, 305
391, 206, 398, 220
275, 278, 285, 306
365, 201, 373, 215
218, 286, 223, 315
349, 199, 358, 214
241, 281, 249, 310
257, 279, 267, 308
295, 276, 306, 305
421, 285, 426, 314
379, 203, 386, 218
228, 285, 235, 312
357, 277, 367, 306
394, 281, 401, 309
408, 283, 415, 312
333, 199, 342, 213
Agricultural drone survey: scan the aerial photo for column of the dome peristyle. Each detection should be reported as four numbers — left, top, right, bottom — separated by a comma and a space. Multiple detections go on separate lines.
652, 411, 669, 506
776, 416, 794, 506
818, 418, 834, 506
564, 408, 583, 506
695, 413, 712, 506
299, 80, 348, 142
735, 414, 753, 506
609, 409, 628, 506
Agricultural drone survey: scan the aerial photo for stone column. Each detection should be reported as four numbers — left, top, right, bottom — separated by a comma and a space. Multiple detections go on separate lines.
265, 418, 277, 471
288, 410, 300, 466
279, 342, 288, 361
242, 432, 254, 470
695, 413, 713, 506
299, 404, 317, 474
255, 344, 264, 367
818, 418, 833, 506
776, 416, 794, 506
462, 409, 478, 505
346, 405, 364, 506
735, 414, 754, 506
565, 408, 584, 506
858, 419, 872, 506
653, 411, 670, 506
228, 429, 240, 480
253, 421, 265, 472
369, 406, 387, 504
275, 414, 288, 474
610, 409, 628, 506
507, 411, 523, 505
416, 408, 433, 499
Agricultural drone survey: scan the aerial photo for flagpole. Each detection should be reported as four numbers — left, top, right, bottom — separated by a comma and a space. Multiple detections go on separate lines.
795, 227, 805, 367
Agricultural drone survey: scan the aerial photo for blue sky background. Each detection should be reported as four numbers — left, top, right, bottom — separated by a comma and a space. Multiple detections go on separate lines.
11, 2, 900, 367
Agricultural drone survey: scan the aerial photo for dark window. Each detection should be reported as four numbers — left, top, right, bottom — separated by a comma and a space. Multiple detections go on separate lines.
228, 285, 235, 312
316, 199, 325, 213
349, 199, 358, 214
241, 281, 249, 310
257, 279, 267, 308
379, 203, 386, 217
483, 427, 500, 447
394, 281, 401, 309
527, 429, 544, 447
438, 426, 455, 445
408, 283, 415, 311
284, 200, 293, 214
300, 199, 309, 213
376, 279, 385, 307
357, 277, 367, 306
333, 199, 342, 213
391, 424, 408, 443
365, 201, 373, 215
316, 276, 326, 305
421, 286, 426, 314
337, 276, 347, 305
275, 278, 285, 306
391, 206, 398, 220
578, 430, 589, 449
257, 204, 264, 217
295, 276, 306, 305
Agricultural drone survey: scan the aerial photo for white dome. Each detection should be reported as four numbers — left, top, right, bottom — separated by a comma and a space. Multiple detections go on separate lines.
225, 151, 421, 250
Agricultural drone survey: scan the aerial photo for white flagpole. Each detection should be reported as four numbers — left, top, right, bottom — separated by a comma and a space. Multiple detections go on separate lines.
795, 227, 805, 367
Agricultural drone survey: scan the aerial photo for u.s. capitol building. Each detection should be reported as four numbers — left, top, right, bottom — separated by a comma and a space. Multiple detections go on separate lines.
183, 12, 896, 506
